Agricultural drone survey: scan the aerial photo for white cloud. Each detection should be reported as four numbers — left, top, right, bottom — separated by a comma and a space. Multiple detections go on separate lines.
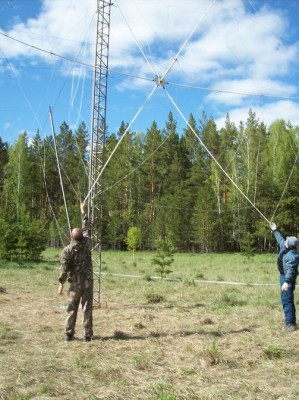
205, 78, 297, 106
0, 0, 298, 138
2, 0, 298, 84
177, 2, 298, 82
215, 100, 299, 129
1, 0, 96, 60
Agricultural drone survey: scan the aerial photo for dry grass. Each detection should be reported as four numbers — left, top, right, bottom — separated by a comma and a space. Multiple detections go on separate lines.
1, 252, 299, 399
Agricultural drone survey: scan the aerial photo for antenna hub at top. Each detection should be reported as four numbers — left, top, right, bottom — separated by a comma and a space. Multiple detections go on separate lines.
154, 75, 166, 89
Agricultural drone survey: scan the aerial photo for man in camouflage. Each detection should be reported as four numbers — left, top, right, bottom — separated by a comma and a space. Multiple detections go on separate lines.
58, 209, 93, 342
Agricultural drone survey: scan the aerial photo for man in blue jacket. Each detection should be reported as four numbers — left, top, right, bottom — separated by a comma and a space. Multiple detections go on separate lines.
270, 222, 299, 332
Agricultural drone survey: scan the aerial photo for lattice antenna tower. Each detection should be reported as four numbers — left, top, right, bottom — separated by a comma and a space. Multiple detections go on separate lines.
88, 0, 113, 305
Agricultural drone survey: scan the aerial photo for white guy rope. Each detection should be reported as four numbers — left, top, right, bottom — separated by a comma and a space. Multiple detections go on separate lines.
270, 141, 299, 222
0, 32, 152, 83
83, 84, 159, 205
84, 0, 217, 205
164, 89, 271, 225
114, 0, 158, 77
100, 272, 278, 287
167, 81, 299, 100
160, 0, 217, 82
99, 132, 172, 196
0, 48, 43, 130
40, 143, 67, 246
2, 31, 298, 101
49, 107, 72, 235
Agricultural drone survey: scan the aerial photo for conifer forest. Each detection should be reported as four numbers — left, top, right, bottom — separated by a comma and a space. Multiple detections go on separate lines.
0, 109, 298, 260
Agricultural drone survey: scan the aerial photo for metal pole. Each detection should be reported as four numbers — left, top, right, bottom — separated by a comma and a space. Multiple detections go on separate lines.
88, 0, 112, 306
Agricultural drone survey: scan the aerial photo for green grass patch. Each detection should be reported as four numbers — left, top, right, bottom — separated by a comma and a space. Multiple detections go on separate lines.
0, 249, 294, 400
0, 322, 20, 343
263, 343, 287, 359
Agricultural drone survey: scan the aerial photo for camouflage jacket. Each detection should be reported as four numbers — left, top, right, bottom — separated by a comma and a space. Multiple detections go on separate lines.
59, 237, 93, 285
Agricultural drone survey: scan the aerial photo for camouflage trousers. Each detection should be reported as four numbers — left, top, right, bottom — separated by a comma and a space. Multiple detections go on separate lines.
65, 279, 93, 338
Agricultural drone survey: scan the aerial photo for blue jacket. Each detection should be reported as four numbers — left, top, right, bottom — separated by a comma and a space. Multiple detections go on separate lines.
273, 230, 299, 285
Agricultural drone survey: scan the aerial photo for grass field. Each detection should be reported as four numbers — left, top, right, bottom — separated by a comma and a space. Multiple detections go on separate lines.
1, 250, 299, 400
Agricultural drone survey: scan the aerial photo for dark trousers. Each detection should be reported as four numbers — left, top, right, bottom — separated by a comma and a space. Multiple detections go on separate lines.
280, 274, 296, 326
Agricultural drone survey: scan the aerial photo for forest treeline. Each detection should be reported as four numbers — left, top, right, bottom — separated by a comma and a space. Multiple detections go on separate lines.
0, 109, 298, 260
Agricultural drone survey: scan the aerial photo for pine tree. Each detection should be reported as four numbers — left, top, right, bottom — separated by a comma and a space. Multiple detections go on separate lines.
28, 131, 44, 219
0, 136, 9, 197
3, 133, 31, 218
151, 237, 175, 278
1, 133, 47, 260
264, 119, 299, 232
142, 120, 165, 244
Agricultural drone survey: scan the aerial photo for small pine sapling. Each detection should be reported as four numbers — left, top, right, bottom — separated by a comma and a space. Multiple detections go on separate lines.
152, 237, 175, 278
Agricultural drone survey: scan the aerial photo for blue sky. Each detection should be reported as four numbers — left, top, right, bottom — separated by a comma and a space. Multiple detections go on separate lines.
0, 0, 299, 146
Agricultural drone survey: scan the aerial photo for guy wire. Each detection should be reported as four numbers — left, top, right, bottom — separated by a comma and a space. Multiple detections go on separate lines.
165, 89, 271, 225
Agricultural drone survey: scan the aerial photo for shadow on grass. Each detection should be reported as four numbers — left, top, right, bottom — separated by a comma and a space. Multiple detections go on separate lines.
94, 303, 206, 311
90, 326, 254, 342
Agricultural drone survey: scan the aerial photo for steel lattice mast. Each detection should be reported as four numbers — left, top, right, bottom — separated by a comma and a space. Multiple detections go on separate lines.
88, 0, 112, 305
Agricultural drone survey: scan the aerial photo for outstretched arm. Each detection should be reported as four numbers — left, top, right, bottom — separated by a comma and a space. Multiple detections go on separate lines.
80, 200, 92, 237
270, 222, 285, 250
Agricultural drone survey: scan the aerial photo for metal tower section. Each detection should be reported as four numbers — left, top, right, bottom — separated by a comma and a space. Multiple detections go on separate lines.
88, 0, 112, 305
